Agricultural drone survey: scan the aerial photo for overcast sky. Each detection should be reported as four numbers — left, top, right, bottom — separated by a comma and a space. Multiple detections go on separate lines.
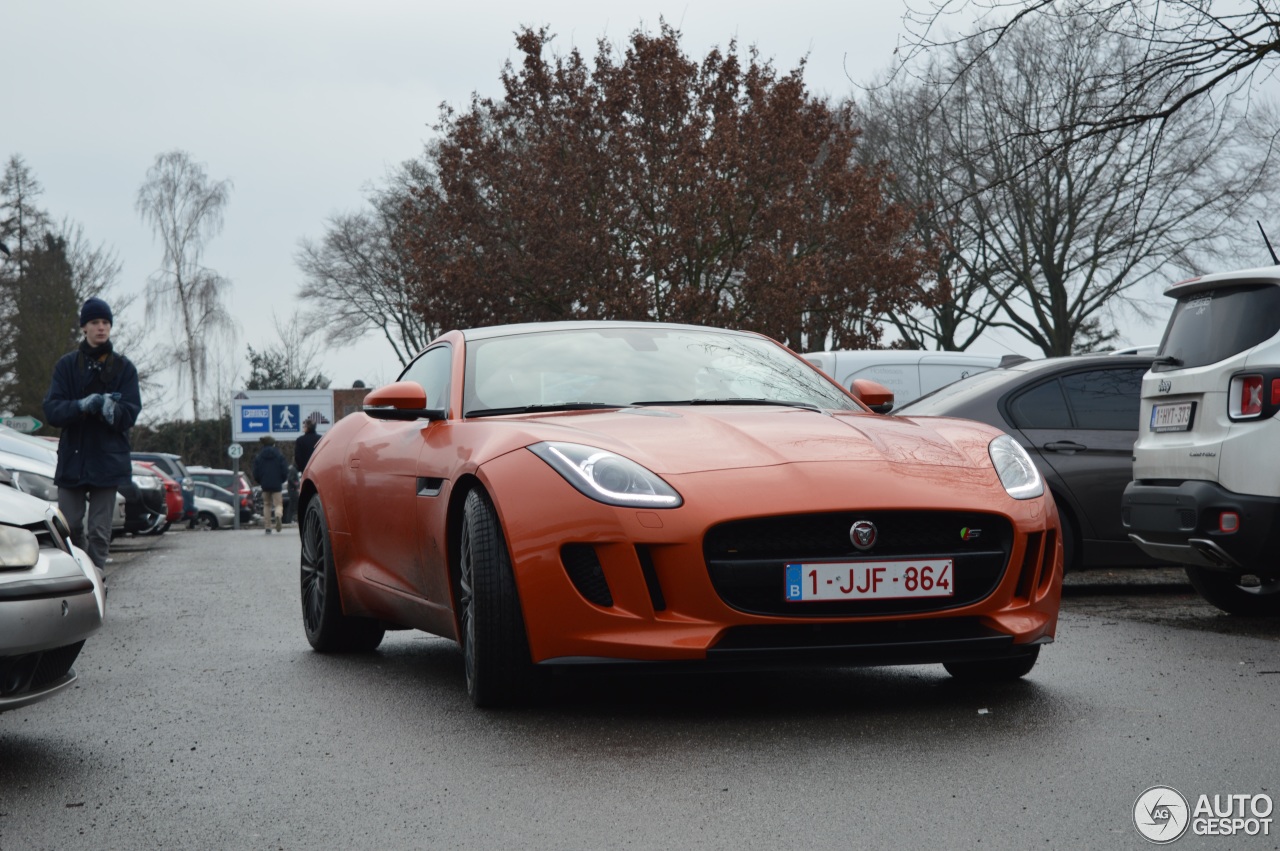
6, 1, 1177, 419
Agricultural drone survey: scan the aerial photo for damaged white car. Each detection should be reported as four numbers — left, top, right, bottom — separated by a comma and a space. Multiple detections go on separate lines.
0, 485, 106, 712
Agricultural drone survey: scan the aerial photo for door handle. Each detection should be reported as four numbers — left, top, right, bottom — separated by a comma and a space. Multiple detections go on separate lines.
1043, 441, 1087, 454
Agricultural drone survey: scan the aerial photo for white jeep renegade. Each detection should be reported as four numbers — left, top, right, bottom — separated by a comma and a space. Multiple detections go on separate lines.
1122, 266, 1280, 615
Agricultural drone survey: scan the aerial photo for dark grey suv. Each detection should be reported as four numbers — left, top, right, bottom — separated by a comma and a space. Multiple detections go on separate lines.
131, 451, 195, 521
893, 354, 1159, 573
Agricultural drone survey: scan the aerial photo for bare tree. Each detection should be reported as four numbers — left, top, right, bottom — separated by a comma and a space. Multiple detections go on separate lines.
855, 77, 1010, 351
899, 0, 1280, 140
869, 14, 1280, 356
136, 150, 237, 419
245, 311, 331, 390
295, 162, 436, 368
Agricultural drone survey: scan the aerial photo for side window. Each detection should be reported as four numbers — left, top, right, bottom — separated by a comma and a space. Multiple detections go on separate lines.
1007, 379, 1071, 429
1061, 368, 1144, 430
398, 345, 452, 410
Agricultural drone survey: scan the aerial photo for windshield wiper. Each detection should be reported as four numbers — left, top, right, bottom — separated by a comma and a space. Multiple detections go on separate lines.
466, 402, 631, 418
634, 398, 822, 412
1151, 355, 1183, 366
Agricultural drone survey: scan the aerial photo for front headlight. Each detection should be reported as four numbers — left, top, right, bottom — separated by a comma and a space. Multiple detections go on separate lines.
989, 434, 1043, 499
11, 470, 58, 501
528, 442, 683, 508
0, 526, 40, 568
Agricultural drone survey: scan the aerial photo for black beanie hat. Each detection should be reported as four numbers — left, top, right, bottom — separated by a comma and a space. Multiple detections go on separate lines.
80, 297, 113, 327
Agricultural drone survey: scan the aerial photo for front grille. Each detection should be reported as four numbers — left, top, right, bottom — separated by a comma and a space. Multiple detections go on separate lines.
704, 511, 1014, 617
1, 641, 83, 695
31, 641, 85, 688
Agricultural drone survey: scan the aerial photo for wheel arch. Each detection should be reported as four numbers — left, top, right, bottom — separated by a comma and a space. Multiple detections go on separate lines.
1048, 486, 1081, 572
445, 473, 486, 635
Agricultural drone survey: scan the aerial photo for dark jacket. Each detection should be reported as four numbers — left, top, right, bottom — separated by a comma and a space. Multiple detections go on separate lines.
253, 445, 289, 492
294, 429, 321, 472
43, 346, 141, 489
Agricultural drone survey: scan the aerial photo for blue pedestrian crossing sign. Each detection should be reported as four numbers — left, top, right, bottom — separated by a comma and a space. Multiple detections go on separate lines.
272, 404, 300, 432
231, 390, 334, 442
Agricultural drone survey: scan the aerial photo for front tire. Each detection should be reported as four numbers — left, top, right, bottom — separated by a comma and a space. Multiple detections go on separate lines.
1185, 566, 1280, 616
300, 497, 385, 652
194, 511, 218, 530
458, 488, 538, 708
944, 646, 1040, 681
1056, 503, 1078, 574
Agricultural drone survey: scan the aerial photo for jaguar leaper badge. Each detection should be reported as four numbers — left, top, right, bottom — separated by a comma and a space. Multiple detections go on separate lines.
850, 520, 877, 551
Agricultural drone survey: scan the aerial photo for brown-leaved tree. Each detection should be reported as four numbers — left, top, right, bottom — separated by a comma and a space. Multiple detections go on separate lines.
404, 24, 928, 352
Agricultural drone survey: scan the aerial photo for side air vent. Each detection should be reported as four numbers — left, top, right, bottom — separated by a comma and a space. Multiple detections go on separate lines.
560, 544, 614, 607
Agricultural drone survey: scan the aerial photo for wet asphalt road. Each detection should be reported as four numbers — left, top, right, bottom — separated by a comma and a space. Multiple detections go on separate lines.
1, 527, 1277, 850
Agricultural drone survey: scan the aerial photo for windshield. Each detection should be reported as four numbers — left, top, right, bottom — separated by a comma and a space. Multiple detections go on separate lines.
463, 326, 859, 416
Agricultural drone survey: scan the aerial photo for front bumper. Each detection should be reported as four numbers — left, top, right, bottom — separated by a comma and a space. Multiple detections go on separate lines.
1122, 480, 1280, 575
0, 546, 104, 712
481, 453, 1063, 666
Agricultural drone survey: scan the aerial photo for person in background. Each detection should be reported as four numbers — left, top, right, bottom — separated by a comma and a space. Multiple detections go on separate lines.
293, 416, 321, 472
282, 463, 299, 525
43, 297, 142, 568
253, 435, 289, 534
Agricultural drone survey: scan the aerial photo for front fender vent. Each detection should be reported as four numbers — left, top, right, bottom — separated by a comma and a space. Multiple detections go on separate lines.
561, 544, 614, 607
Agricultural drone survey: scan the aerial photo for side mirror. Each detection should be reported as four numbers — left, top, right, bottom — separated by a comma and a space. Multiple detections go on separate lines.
363, 381, 446, 421
849, 378, 895, 414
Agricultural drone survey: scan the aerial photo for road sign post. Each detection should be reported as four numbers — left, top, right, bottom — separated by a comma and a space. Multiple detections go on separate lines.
228, 443, 244, 530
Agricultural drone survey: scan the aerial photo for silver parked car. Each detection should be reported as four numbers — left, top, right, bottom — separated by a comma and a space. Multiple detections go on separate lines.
0, 447, 127, 534
192, 493, 236, 530
0, 485, 106, 712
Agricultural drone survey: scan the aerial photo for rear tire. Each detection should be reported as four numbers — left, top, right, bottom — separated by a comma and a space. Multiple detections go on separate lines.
1184, 566, 1280, 616
300, 497, 385, 652
458, 488, 538, 708
944, 646, 1040, 681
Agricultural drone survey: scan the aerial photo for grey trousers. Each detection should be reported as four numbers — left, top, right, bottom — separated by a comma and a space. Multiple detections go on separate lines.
58, 485, 117, 569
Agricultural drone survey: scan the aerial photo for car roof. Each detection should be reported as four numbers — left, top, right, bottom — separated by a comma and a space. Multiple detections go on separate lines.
458, 320, 756, 342
894, 353, 1155, 415
990, 353, 1155, 375
1164, 265, 1280, 298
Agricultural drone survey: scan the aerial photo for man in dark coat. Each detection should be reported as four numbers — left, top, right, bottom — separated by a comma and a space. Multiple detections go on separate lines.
43, 297, 142, 568
293, 416, 321, 472
253, 435, 289, 534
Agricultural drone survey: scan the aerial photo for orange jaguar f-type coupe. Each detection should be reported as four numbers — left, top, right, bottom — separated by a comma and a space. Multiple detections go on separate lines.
298, 322, 1062, 707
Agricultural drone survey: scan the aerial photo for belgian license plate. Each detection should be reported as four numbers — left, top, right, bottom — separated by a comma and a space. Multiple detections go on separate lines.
785, 559, 954, 602
1151, 401, 1194, 432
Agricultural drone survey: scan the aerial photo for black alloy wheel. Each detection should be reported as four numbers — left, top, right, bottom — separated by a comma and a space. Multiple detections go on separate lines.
299, 497, 385, 652
458, 488, 540, 708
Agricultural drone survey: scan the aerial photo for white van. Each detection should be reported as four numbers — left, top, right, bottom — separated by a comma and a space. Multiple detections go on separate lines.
802, 349, 1004, 407
1122, 266, 1280, 614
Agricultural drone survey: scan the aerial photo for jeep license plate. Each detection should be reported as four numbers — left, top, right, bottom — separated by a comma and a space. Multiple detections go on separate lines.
1151, 401, 1194, 432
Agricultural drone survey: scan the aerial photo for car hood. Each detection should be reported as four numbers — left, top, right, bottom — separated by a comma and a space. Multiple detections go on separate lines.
0, 483, 51, 524
503, 407, 1001, 475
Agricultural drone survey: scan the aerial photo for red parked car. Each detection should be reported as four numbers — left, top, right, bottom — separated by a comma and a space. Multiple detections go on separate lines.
138, 461, 185, 525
